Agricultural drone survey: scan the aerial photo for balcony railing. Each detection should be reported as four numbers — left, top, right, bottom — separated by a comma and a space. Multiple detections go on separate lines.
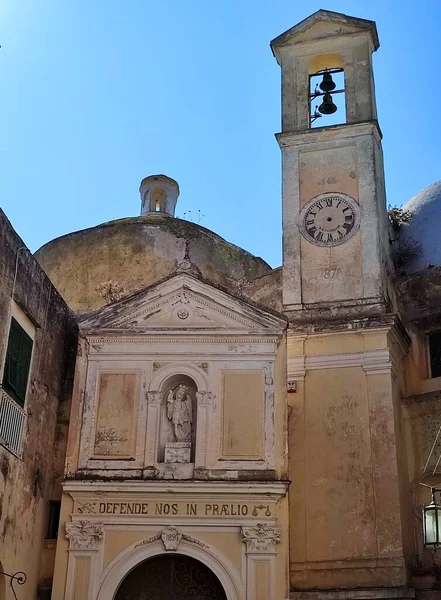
0, 388, 26, 457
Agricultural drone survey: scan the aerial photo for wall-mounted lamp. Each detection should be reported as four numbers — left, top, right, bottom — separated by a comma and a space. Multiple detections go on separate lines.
423, 487, 441, 547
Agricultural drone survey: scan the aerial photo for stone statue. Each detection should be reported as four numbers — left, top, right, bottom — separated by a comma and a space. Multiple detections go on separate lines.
166, 384, 193, 442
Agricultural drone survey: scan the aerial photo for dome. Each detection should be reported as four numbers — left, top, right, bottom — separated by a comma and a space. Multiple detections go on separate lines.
35, 214, 271, 313
400, 180, 441, 274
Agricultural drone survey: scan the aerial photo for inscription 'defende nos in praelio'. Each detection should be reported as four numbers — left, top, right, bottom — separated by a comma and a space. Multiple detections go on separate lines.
75, 501, 273, 517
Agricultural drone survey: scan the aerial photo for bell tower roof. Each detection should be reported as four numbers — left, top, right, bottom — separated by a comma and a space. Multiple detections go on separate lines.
270, 9, 379, 61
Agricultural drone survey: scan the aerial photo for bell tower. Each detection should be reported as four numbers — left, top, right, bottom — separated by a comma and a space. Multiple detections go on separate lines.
272, 11, 412, 598
272, 9, 392, 320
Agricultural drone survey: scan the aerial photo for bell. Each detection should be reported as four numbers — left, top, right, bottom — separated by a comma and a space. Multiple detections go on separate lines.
319, 71, 336, 92
318, 92, 337, 115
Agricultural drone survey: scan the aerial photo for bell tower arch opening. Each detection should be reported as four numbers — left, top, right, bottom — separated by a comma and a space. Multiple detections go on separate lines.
114, 554, 228, 600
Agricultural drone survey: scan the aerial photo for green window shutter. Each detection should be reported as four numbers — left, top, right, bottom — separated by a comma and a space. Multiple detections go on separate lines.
2, 317, 33, 407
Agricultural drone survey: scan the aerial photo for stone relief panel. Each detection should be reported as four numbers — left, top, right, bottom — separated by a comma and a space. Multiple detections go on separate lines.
241, 523, 281, 553
93, 373, 138, 458
65, 520, 104, 550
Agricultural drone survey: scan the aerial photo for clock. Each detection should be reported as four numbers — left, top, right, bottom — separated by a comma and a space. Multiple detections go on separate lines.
299, 192, 360, 247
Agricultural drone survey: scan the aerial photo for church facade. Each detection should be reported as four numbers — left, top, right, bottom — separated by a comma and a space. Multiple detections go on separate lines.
1, 9, 441, 600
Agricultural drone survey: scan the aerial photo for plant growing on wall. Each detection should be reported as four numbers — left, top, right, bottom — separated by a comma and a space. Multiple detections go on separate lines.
387, 206, 421, 272
96, 280, 128, 304
388, 205, 412, 232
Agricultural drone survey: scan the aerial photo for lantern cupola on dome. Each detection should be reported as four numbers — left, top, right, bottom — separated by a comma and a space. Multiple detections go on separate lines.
140, 174, 180, 217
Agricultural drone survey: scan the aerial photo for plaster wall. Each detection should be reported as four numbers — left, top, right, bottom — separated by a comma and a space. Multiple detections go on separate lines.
287, 328, 407, 589
279, 123, 385, 314
0, 209, 75, 600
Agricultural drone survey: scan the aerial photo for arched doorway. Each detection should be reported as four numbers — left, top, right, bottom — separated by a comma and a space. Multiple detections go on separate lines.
114, 554, 228, 600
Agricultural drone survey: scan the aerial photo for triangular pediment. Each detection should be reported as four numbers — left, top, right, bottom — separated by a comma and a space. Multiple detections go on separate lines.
79, 274, 286, 336
271, 10, 378, 52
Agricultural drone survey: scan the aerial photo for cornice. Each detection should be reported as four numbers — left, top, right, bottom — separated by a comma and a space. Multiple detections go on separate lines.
86, 336, 280, 345
62, 480, 290, 496
276, 120, 382, 149
287, 348, 394, 377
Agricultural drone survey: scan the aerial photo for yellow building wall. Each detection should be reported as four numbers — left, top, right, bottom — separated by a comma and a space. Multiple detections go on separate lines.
288, 328, 407, 589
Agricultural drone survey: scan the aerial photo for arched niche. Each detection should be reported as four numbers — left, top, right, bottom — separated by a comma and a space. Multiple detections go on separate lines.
96, 539, 242, 600
158, 374, 198, 464
149, 363, 208, 393
114, 553, 227, 600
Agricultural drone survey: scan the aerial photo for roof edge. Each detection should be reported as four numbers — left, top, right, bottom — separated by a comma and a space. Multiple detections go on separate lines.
270, 9, 379, 54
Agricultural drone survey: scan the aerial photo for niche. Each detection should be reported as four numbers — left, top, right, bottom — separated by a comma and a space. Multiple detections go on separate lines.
157, 374, 197, 464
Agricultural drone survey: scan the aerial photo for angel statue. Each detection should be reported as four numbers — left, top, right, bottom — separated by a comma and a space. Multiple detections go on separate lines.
166, 384, 193, 442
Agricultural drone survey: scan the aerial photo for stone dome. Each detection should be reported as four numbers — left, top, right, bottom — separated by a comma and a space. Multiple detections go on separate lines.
400, 180, 441, 274
35, 214, 271, 313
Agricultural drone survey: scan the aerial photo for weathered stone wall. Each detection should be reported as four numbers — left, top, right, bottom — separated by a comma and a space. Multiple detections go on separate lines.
0, 209, 76, 599
397, 269, 441, 595
243, 268, 283, 313
402, 391, 441, 593
35, 214, 271, 313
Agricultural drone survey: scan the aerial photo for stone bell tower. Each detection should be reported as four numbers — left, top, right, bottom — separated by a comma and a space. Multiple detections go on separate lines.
271, 9, 393, 320
272, 11, 412, 598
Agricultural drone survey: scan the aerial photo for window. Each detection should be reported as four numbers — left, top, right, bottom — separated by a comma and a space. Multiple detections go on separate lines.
46, 501, 61, 539
429, 331, 441, 379
2, 317, 33, 406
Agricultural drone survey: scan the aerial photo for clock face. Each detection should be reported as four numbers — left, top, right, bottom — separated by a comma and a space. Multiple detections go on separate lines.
299, 193, 360, 247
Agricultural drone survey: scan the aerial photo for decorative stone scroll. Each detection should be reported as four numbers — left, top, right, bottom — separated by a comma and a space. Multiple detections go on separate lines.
241, 523, 281, 553
134, 527, 209, 552
146, 391, 163, 405
65, 520, 104, 550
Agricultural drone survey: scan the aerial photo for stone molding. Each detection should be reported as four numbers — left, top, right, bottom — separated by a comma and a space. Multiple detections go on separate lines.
65, 520, 104, 550
64, 480, 289, 495
287, 348, 394, 378
87, 336, 279, 345
134, 527, 208, 552
241, 523, 281, 553
80, 275, 286, 335
95, 535, 239, 600
276, 121, 382, 149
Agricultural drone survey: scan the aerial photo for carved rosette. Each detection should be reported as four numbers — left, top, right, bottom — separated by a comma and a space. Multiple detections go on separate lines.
196, 391, 213, 406
146, 391, 163, 405
241, 523, 281, 553
65, 520, 104, 550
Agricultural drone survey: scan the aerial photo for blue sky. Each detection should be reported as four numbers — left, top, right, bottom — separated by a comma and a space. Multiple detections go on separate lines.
1, 1, 440, 268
